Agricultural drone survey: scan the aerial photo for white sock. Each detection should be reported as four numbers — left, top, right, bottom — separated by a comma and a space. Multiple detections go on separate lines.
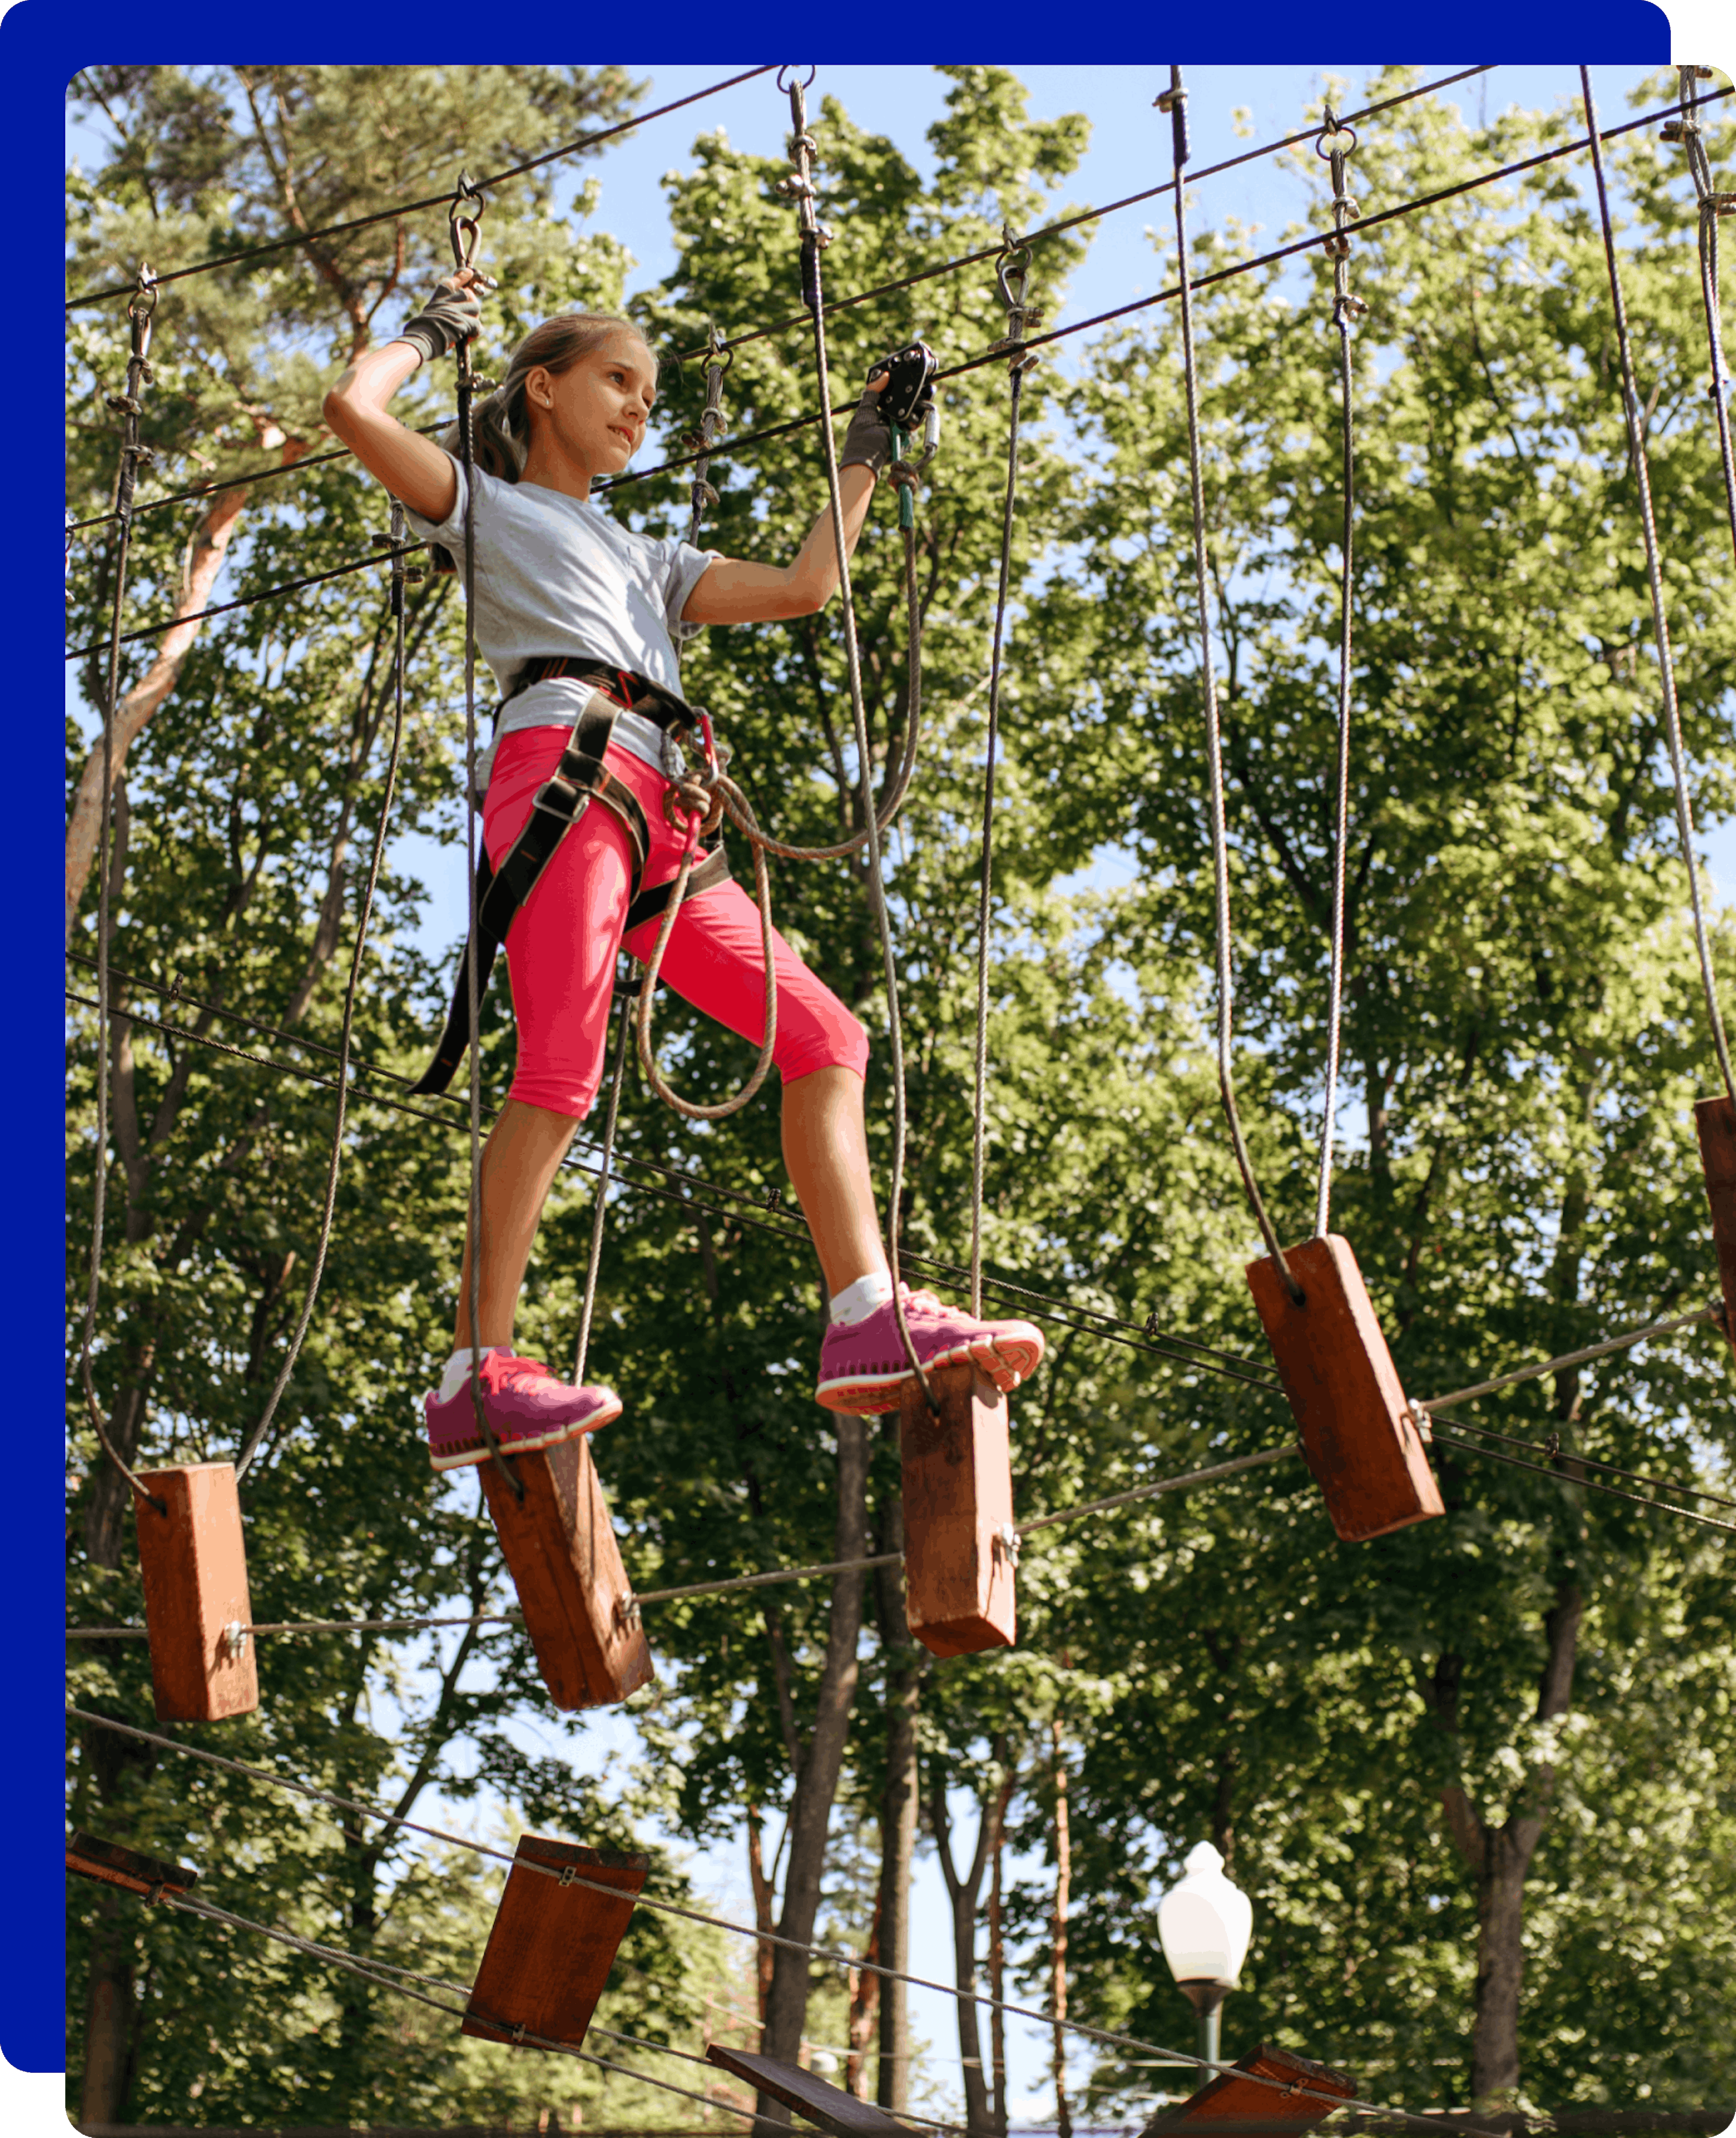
828, 1272, 896, 1328
436, 1346, 510, 1405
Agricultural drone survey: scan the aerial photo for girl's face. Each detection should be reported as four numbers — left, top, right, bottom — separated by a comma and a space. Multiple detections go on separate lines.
527, 330, 658, 476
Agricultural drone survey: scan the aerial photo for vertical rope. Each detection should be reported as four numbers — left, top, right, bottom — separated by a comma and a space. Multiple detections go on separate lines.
1674, 66, 1736, 567
1312, 107, 1368, 1240
573, 974, 634, 1388
1165, 69, 1304, 1303
450, 183, 524, 1500
779, 68, 935, 1403
1581, 68, 1736, 1111
236, 505, 415, 1479
968, 244, 1036, 1317
76, 266, 170, 1516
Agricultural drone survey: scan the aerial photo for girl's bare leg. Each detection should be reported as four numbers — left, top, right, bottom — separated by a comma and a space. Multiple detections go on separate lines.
780, 1066, 891, 1302
452, 1099, 580, 1351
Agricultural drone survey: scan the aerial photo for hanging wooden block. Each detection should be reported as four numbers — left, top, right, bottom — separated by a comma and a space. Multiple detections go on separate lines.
1245, 1234, 1443, 1543
705, 2046, 909, 2138
462, 1835, 648, 2049
478, 1435, 654, 1711
134, 1462, 259, 1723
1694, 1095, 1736, 1358
66, 1830, 199, 1902
1144, 2044, 1356, 2133
898, 1362, 1016, 1659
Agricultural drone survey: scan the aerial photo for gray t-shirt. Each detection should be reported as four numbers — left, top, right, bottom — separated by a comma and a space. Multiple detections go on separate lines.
405, 457, 720, 783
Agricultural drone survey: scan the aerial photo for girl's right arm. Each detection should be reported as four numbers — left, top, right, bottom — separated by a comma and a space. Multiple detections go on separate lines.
322, 270, 484, 521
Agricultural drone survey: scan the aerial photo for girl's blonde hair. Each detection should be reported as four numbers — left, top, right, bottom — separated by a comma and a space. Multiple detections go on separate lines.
437, 310, 656, 482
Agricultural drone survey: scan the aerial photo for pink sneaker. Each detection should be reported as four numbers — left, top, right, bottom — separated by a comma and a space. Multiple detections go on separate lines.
815, 1286, 1045, 1415
425, 1350, 623, 1473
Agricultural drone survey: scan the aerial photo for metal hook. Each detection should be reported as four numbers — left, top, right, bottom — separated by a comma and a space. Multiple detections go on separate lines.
995, 241, 1033, 315
449, 170, 487, 274
776, 64, 816, 93
1315, 107, 1359, 161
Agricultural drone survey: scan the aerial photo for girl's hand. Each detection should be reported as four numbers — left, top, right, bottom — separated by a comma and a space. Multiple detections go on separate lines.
396, 273, 486, 365
838, 373, 892, 477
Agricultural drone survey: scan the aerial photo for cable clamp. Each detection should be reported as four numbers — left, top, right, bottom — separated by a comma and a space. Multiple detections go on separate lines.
1153, 87, 1183, 113
511, 2023, 528, 2047
993, 1522, 1022, 1568
1660, 118, 1700, 142
616, 1595, 643, 1632
1407, 1401, 1434, 1445
776, 174, 815, 202
558, 1865, 578, 1887
223, 1620, 251, 1661
1335, 293, 1370, 324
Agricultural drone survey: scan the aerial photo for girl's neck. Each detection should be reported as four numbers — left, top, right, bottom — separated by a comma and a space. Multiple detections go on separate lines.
519, 434, 594, 501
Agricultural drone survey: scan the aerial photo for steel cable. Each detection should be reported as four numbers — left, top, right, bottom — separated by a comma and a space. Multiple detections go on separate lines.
65, 67, 777, 310
1431, 1427, 1736, 1537
1582, 67, 1736, 1112
73, 270, 170, 1521
1415, 1303, 1720, 1412
234, 510, 414, 1482
1167, 68, 1303, 1303
1312, 107, 1363, 1240
1674, 67, 1736, 566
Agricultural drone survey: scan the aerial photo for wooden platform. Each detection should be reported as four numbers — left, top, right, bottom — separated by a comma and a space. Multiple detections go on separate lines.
462, 1835, 648, 2049
134, 1462, 259, 1722
898, 1363, 1016, 1658
479, 1435, 655, 1711
1245, 1235, 1443, 1543
1143, 2044, 1356, 2133
705, 2046, 908, 2137
66, 1830, 200, 1901
1695, 1095, 1736, 1357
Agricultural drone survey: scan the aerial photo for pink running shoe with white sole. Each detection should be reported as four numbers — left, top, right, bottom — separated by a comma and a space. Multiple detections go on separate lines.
425, 1350, 623, 1473
815, 1286, 1045, 1415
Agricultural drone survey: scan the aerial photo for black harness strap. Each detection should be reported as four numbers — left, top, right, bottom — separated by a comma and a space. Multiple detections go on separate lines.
411, 687, 731, 1097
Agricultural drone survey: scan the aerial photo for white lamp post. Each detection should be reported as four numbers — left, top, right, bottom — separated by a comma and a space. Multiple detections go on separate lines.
1157, 1841, 1251, 2073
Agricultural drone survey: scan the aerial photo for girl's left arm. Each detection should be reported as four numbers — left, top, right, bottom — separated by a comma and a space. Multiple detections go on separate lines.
680, 463, 879, 626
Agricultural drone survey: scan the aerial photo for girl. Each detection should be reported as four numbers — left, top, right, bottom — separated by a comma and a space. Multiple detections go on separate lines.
324, 271, 1043, 1470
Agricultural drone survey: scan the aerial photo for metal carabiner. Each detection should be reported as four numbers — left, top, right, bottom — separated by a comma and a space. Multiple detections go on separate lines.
995, 231, 1033, 319
448, 170, 492, 281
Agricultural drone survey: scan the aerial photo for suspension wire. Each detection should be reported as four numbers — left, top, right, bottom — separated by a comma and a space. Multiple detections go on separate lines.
74, 267, 170, 1522
574, 973, 635, 1386
63, 980, 1287, 1393
450, 184, 524, 1503
234, 510, 415, 1481
968, 241, 1038, 1317
66, 67, 778, 310
608, 90, 1732, 499
1581, 67, 1734, 1110
64, 542, 421, 662
1415, 1303, 1721, 1413
671, 67, 1500, 366
1423, 1412, 1736, 1513
65, 1705, 1498, 2138
1430, 1428, 1736, 1538
1312, 107, 1366, 1240
781, 70, 933, 1403
1167, 69, 1304, 1305
1672, 67, 1736, 564
70, 1439, 1299, 1637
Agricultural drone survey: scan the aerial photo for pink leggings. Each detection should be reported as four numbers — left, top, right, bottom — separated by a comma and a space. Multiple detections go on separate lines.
483, 724, 870, 1118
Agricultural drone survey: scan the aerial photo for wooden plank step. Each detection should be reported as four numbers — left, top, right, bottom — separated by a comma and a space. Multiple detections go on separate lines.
898, 1363, 1016, 1658
479, 1435, 655, 1711
1245, 1235, 1443, 1543
134, 1463, 259, 1722
1143, 2044, 1356, 2133
66, 1830, 200, 1901
706, 2045, 909, 2138
1694, 1095, 1736, 1358
462, 1835, 648, 2049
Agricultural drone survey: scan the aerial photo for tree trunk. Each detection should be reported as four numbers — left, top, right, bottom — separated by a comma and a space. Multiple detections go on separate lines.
846, 1897, 880, 2100
758, 1415, 869, 2129
874, 1444, 922, 2114
67, 459, 299, 941
987, 1770, 1014, 2138
748, 1804, 777, 2029
929, 1757, 1001, 2138
1051, 1719, 1072, 2138
79, 1884, 137, 2125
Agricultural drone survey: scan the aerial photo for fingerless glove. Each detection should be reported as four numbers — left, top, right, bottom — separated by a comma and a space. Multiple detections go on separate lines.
837, 388, 892, 477
395, 278, 483, 363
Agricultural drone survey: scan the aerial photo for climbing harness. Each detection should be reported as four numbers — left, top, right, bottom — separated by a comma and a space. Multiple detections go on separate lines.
1164, 68, 1304, 1305
1312, 105, 1367, 1239
968, 236, 1041, 1316
1581, 68, 1736, 1113
234, 500, 418, 1479
76, 265, 170, 1519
